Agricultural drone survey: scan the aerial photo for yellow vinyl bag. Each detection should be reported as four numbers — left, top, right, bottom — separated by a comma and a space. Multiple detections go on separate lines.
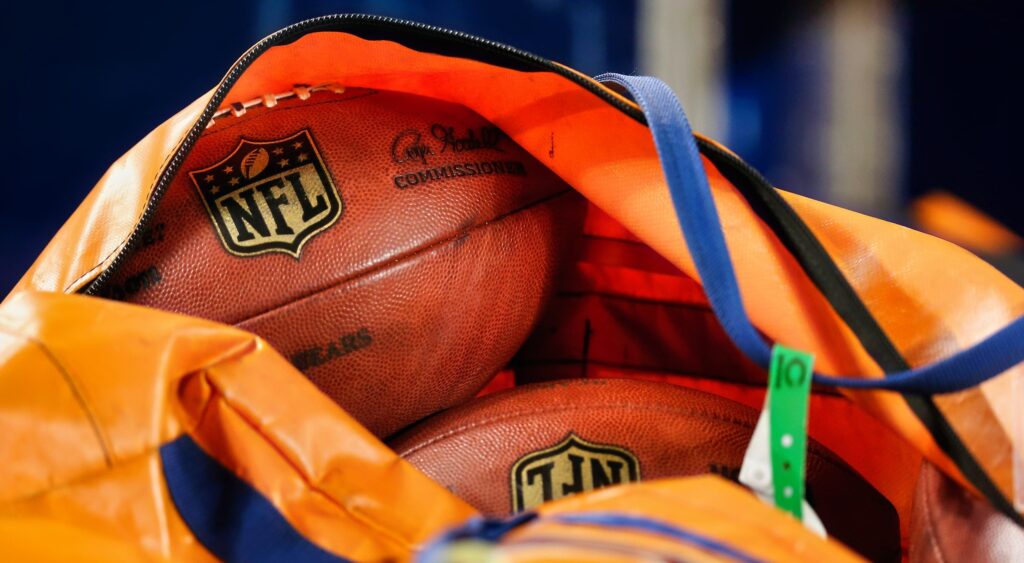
2, 14, 1022, 561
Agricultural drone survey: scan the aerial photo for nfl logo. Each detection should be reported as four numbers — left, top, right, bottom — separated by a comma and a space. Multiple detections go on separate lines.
510, 434, 640, 512
190, 129, 342, 258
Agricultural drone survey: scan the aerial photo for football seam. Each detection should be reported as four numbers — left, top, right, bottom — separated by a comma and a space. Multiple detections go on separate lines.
919, 465, 950, 563
202, 90, 382, 137
232, 187, 576, 327
395, 402, 752, 457
394, 399, 846, 473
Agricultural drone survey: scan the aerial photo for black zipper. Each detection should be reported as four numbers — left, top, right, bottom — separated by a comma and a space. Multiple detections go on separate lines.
77, 11, 1019, 529
79, 12, 764, 295
83, 14, 650, 296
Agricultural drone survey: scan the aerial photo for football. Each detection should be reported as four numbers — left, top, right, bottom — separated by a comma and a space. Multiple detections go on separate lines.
909, 461, 1024, 561
389, 378, 900, 562
103, 85, 584, 437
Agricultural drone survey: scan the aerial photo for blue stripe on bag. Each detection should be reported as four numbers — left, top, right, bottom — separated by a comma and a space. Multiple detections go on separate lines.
596, 73, 1023, 394
160, 434, 347, 563
552, 513, 764, 563
418, 513, 538, 563
417, 511, 762, 563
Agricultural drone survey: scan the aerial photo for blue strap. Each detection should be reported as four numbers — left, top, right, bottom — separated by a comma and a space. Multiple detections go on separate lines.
553, 513, 763, 563
596, 73, 1024, 394
161, 434, 347, 563
418, 513, 538, 563
418, 511, 761, 563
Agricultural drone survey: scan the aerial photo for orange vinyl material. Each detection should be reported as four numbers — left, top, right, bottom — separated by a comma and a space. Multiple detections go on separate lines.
912, 191, 1023, 255
513, 203, 924, 545
463, 476, 864, 562
0, 292, 476, 561
6, 26, 1023, 521
0, 292, 863, 561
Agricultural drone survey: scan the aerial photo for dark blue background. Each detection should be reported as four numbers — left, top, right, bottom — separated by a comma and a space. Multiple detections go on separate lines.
0, 1, 637, 294
727, 2, 1023, 229
2, 1, 1020, 294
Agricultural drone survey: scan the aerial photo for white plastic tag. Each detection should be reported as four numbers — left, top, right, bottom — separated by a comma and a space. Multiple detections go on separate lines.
739, 407, 826, 537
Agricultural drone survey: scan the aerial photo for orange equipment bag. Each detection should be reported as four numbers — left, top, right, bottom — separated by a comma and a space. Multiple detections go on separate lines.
2, 14, 1022, 562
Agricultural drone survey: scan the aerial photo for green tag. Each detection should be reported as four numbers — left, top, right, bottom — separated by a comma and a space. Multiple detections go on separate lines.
768, 344, 814, 519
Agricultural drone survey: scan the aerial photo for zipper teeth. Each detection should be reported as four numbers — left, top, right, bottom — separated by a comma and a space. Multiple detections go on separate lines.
82, 13, 737, 295
83, 15, 304, 295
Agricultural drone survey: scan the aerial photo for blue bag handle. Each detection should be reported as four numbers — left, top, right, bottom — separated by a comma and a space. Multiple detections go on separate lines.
161, 434, 346, 563
596, 73, 1024, 394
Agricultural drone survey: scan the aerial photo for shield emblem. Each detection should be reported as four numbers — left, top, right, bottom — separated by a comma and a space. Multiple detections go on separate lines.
510, 433, 640, 512
189, 129, 342, 258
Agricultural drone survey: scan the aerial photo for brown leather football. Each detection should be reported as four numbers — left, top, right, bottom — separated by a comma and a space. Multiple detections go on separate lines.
103, 85, 584, 437
908, 461, 1024, 562
389, 378, 901, 562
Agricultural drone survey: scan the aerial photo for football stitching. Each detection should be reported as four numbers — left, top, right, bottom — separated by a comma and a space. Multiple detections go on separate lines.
233, 188, 575, 327
396, 394, 851, 476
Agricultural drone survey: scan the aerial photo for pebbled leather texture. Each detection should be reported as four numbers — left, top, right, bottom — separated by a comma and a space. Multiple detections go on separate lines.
391, 378, 901, 562
909, 460, 1024, 562
105, 87, 585, 437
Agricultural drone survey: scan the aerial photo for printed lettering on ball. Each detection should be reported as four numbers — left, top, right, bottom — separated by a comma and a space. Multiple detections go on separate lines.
189, 130, 343, 259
